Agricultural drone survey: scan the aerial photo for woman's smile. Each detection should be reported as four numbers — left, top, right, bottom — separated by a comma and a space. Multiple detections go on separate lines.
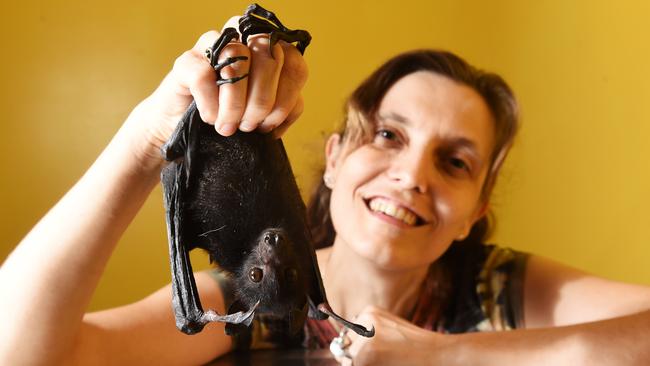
367, 197, 419, 227
365, 196, 425, 227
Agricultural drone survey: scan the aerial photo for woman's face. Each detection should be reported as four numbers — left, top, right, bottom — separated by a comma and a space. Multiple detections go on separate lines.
326, 71, 495, 270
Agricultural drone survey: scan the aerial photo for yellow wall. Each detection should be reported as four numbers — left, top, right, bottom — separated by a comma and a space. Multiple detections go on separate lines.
1, 0, 649, 311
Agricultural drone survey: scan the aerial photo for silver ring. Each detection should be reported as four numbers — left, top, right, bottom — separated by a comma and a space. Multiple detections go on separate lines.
329, 328, 352, 363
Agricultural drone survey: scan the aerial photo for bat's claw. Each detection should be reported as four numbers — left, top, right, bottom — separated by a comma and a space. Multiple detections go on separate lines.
317, 303, 375, 338
238, 4, 311, 57
213, 55, 249, 73
216, 74, 249, 86
206, 28, 240, 67
205, 30, 250, 86
202, 299, 260, 326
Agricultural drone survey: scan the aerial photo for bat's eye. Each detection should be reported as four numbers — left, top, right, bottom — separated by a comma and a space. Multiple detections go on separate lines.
249, 267, 263, 283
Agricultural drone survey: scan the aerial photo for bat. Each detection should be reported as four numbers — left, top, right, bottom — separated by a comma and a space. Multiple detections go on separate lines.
160, 4, 374, 342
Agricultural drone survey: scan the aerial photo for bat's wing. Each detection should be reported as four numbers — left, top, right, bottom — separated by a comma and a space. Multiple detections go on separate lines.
162, 106, 256, 334
160, 28, 258, 331
161, 105, 201, 334
302, 236, 375, 337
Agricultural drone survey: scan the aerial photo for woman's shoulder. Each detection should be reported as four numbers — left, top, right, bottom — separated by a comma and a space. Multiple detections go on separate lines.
441, 243, 529, 332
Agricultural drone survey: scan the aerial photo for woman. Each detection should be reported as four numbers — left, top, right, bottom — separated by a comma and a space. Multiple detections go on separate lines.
1, 24, 649, 365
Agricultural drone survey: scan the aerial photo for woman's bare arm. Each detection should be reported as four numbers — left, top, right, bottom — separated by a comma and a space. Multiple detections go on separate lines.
346, 305, 650, 365
71, 272, 232, 366
524, 255, 650, 328
343, 255, 650, 365
0, 103, 164, 365
0, 23, 307, 365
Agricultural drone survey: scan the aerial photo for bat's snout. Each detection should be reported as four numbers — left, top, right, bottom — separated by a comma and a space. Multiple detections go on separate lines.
263, 230, 284, 247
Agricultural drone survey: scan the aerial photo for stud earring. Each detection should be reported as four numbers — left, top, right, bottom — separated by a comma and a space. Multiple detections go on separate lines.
323, 174, 334, 188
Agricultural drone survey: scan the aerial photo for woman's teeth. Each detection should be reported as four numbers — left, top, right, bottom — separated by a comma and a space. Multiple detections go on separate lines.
368, 198, 418, 226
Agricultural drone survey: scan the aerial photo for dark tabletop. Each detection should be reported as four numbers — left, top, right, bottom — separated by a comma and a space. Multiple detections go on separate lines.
207, 349, 339, 366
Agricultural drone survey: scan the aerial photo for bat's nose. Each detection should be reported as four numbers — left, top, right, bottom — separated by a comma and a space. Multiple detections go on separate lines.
264, 232, 281, 246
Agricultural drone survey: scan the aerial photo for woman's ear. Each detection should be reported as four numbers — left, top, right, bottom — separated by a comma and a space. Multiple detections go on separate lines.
475, 201, 489, 221
324, 133, 342, 188
457, 201, 489, 241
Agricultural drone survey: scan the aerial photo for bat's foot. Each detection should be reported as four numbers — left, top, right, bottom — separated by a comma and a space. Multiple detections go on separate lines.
238, 3, 311, 55
213, 56, 250, 86
205, 27, 240, 67
203, 28, 250, 86
175, 301, 260, 335
201, 300, 258, 326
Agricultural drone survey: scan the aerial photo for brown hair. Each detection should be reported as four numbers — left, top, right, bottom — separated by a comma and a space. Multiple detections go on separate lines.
307, 49, 519, 250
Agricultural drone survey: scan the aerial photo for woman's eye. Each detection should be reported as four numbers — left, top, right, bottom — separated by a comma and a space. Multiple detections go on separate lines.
377, 129, 396, 140
249, 267, 263, 283
446, 157, 472, 175
449, 158, 467, 170
374, 128, 401, 147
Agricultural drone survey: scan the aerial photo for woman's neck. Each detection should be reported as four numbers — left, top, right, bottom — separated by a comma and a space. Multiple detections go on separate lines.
317, 237, 430, 321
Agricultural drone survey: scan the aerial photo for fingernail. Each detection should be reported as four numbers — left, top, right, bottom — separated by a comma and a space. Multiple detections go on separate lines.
239, 120, 256, 132
217, 123, 237, 136
258, 120, 274, 133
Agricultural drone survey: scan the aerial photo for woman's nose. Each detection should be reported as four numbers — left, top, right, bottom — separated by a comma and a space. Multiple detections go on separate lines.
386, 150, 435, 194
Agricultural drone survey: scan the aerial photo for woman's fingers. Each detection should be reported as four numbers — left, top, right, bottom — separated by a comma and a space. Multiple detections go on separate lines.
260, 41, 308, 133
240, 35, 284, 132
168, 30, 222, 123
166, 27, 308, 137
214, 42, 251, 135
271, 95, 304, 138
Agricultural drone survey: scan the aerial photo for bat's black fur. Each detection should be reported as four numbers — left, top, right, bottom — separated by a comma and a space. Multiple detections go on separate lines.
178, 125, 315, 321
159, 3, 374, 341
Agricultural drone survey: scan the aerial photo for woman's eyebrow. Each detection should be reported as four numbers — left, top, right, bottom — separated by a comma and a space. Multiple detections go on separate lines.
448, 137, 479, 152
377, 112, 410, 124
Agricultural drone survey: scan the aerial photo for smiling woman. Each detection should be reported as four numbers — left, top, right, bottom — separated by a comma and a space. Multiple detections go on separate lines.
309, 51, 518, 255
325, 71, 495, 270
299, 50, 650, 364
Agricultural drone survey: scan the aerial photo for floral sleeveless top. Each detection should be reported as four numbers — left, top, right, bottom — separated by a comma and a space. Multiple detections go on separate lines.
210, 244, 528, 350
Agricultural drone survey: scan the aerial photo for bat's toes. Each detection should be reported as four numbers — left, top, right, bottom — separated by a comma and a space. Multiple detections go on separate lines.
214, 55, 249, 73
216, 74, 249, 86
214, 56, 250, 86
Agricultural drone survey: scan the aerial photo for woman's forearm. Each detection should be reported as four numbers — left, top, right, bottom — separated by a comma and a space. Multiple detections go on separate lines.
0, 23, 308, 364
0, 101, 165, 365
444, 310, 650, 365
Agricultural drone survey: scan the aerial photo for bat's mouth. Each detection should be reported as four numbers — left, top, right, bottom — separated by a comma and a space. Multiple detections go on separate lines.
363, 197, 426, 227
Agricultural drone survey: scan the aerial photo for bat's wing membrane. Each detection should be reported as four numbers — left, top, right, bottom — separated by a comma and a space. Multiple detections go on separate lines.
161, 94, 256, 335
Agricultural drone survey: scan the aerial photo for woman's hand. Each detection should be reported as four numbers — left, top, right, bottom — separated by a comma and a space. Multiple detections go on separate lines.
125, 18, 308, 172
342, 306, 452, 366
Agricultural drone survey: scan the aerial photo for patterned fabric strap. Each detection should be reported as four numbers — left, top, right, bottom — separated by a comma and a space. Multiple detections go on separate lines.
475, 246, 528, 331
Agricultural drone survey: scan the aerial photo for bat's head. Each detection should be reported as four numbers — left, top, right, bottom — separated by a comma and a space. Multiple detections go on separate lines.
233, 228, 309, 317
